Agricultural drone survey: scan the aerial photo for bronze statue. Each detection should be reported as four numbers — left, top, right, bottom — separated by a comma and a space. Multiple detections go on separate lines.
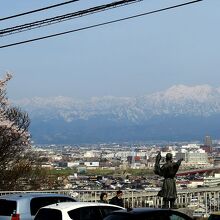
154, 152, 183, 209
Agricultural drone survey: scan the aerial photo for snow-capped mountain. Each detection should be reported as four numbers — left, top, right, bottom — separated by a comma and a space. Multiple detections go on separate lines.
12, 85, 220, 144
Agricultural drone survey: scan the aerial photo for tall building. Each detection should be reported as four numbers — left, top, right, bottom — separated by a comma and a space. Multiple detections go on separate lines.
204, 135, 212, 147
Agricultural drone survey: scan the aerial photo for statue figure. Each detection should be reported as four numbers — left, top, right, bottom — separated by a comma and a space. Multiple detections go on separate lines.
154, 152, 183, 209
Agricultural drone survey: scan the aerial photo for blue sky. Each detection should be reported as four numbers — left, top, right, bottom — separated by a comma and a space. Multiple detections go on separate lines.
0, 0, 219, 100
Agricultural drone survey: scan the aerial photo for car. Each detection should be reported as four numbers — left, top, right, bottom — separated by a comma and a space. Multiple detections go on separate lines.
208, 211, 220, 220
34, 202, 125, 220
0, 193, 76, 220
103, 208, 193, 220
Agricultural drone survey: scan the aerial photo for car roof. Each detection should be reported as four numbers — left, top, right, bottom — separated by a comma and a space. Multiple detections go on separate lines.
0, 193, 73, 200
40, 202, 124, 212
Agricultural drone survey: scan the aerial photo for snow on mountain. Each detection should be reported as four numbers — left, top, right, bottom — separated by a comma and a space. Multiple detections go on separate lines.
138, 85, 220, 117
12, 84, 220, 122
163, 84, 214, 101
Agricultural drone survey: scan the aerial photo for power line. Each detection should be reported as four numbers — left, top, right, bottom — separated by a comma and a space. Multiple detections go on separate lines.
0, 0, 81, 21
0, 0, 203, 49
0, 0, 142, 37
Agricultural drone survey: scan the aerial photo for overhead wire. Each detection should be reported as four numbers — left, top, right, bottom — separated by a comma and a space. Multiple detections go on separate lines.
0, 0, 142, 37
0, 0, 81, 21
0, 0, 203, 49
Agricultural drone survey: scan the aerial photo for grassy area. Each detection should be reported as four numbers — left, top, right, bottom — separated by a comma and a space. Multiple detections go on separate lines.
49, 168, 76, 175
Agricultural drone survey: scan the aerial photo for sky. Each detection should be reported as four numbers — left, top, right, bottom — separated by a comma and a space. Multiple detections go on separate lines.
0, 0, 220, 100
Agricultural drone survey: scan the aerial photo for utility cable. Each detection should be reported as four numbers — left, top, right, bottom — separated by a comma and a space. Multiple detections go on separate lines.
0, 0, 81, 21
0, 0, 203, 49
0, 0, 142, 37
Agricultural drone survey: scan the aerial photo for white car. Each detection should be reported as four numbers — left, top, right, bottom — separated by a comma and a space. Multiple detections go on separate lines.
0, 193, 76, 220
34, 202, 125, 220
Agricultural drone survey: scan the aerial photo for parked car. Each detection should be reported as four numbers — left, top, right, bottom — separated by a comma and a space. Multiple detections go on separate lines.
103, 208, 193, 220
0, 193, 76, 220
208, 211, 220, 220
34, 202, 125, 220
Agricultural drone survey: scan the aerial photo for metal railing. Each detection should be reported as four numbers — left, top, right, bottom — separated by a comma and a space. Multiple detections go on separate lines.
0, 187, 219, 215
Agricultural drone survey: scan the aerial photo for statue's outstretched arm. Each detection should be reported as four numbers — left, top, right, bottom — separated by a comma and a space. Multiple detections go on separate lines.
154, 152, 162, 176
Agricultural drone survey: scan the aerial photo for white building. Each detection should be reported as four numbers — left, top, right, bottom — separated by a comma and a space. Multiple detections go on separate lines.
187, 151, 208, 164
203, 173, 220, 187
181, 144, 200, 149
115, 151, 131, 158
84, 150, 100, 158
67, 162, 80, 167
176, 149, 208, 164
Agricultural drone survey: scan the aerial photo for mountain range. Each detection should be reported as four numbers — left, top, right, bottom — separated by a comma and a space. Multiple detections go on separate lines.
12, 84, 220, 144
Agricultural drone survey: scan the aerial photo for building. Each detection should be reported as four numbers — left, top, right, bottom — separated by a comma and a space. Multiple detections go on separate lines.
84, 161, 100, 167
213, 156, 220, 166
176, 149, 208, 165
203, 173, 220, 187
204, 135, 212, 147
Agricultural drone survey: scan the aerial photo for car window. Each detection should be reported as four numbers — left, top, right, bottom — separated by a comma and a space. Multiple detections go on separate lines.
100, 206, 122, 218
34, 208, 62, 220
68, 206, 102, 220
30, 196, 75, 215
0, 199, 17, 216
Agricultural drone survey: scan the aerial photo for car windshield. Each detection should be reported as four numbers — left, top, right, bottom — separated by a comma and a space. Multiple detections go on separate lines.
31, 196, 75, 215
0, 199, 17, 216
68, 206, 102, 220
